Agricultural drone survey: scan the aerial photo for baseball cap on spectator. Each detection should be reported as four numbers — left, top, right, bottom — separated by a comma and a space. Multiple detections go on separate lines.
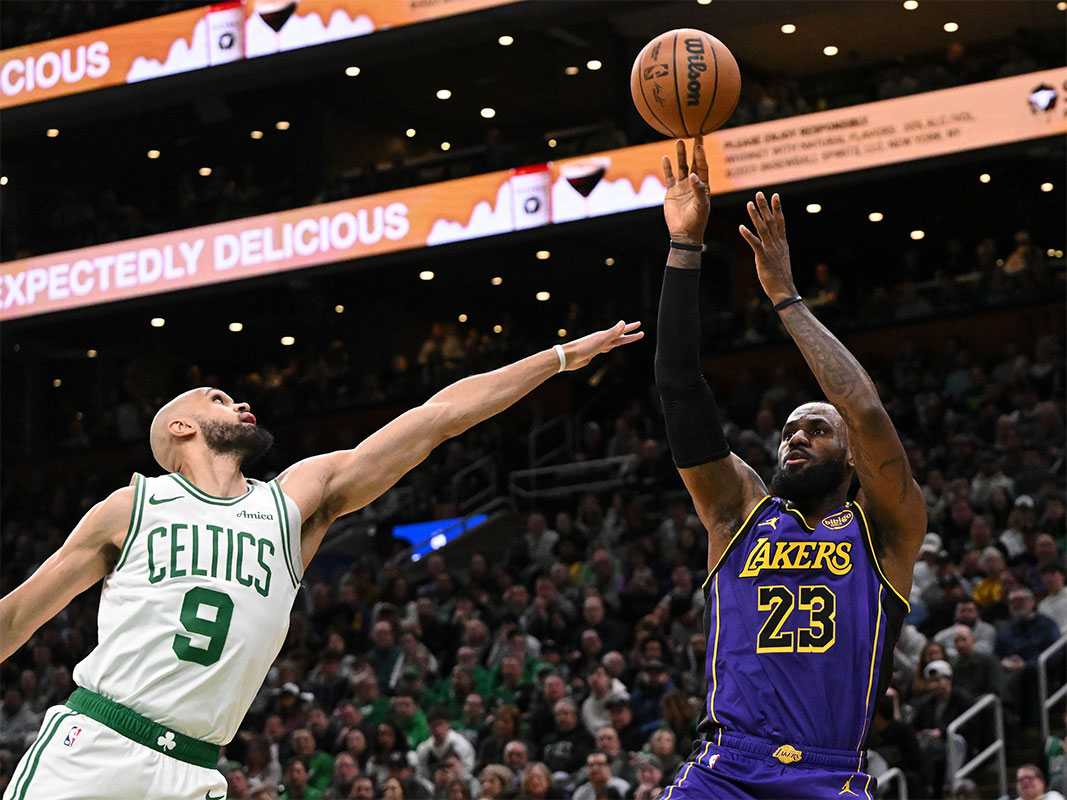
401, 666, 422, 679
605, 697, 629, 710
385, 751, 408, 768
924, 660, 953, 680
644, 660, 667, 672
1014, 495, 1035, 509
919, 533, 943, 556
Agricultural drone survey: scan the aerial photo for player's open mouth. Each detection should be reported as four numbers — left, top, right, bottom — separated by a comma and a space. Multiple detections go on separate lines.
785, 452, 809, 466
240, 412, 257, 425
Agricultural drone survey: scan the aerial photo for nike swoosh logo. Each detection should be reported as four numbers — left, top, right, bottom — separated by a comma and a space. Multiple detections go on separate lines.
148, 495, 182, 505
205, 792, 226, 800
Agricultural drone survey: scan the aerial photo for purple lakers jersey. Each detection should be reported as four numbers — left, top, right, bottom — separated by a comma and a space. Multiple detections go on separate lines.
701, 496, 908, 752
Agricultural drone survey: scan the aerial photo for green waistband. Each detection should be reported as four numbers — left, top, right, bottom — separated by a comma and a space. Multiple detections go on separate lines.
67, 688, 220, 769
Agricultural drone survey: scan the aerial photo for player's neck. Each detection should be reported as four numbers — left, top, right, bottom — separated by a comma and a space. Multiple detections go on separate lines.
174, 450, 248, 497
783, 491, 848, 526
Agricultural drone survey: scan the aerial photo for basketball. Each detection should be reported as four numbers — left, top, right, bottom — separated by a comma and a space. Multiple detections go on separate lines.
630, 28, 741, 138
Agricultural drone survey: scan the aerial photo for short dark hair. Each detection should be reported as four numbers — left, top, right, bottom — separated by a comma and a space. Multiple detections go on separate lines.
427, 705, 450, 724
1038, 560, 1065, 576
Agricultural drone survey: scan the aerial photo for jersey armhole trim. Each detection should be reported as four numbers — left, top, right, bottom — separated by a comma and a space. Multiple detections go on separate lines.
114, 473, 146, 571
270, 480, 300, 588
852, 501, 911, 611
702, 495, 773, 589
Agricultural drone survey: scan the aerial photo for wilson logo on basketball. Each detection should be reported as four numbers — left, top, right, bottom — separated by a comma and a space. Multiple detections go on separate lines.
684, 38, 707, 106
823, 510, 854, 530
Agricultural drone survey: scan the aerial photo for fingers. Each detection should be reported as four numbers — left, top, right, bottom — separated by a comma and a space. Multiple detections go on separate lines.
661, 155, 675, 188
675, 139, 689, 178
738, 224, 762, 253
692, 136, 709, 184
771, 193, 786, 237
746, 198, 771, 241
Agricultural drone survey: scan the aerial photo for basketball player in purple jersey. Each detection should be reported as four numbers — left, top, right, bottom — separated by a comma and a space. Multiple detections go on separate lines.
653, 138, 927, 799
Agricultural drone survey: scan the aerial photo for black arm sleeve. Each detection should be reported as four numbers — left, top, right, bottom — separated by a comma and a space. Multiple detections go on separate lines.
654, 266, 731, 468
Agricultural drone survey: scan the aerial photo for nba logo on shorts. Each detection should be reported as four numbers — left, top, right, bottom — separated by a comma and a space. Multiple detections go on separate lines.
63, 726, 82, 747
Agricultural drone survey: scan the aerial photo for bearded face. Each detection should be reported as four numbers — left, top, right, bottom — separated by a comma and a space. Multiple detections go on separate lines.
769, 452, 849, 504
195, 417, 274, 466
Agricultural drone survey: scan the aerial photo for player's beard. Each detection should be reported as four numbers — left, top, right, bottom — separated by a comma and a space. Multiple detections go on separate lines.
196, 417, 274, 467
769, 453, 849, 503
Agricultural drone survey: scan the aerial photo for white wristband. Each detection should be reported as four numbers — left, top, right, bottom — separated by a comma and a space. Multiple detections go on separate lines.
553, 344, 567, 373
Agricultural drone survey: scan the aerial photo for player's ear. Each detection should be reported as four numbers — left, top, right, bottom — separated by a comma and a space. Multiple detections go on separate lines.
168, 417, 198, 440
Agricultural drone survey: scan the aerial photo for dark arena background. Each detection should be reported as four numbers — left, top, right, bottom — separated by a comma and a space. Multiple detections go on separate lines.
1, 2, 1065, 799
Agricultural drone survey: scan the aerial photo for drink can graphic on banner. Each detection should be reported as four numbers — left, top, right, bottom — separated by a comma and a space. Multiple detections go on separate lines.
509, 165, 552, 230
207, 2, 245, 65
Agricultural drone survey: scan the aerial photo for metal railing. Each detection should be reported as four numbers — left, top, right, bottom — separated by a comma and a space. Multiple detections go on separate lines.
527, 415, 572, 469
1038, 634, 1067, 745
945, 693, 1006, 800
509, 454, 638, 501
450, 455, 498, 514
876, 767, 907, 799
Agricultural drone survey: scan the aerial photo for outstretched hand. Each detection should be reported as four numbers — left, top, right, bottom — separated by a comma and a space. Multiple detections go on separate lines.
738, 191, 798, 305
663, 137, 710, 245
564, 321, 643, 371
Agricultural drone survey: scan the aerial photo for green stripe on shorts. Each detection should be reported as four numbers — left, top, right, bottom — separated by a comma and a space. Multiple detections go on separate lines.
13, 709, 75, 800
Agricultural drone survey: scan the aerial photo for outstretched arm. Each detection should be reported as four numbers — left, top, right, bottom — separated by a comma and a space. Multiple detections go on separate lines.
655, 139, 767, 570
280, 322, 643, 566
739, 192, 927, 594
0, 487, 131, 662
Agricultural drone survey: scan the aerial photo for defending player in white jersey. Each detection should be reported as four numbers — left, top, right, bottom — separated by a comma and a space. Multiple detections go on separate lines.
0, 320, 643, 800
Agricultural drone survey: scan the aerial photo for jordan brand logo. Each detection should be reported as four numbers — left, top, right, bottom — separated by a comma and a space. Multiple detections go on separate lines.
839, 775, 858, 796
757, 516, 780, 530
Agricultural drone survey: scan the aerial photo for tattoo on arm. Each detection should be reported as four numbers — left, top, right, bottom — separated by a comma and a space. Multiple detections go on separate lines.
879, 456, 910, 504
778, 306, 877, 409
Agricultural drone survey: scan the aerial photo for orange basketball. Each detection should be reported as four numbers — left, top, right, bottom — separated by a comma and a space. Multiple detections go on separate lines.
630, 28, 741, 138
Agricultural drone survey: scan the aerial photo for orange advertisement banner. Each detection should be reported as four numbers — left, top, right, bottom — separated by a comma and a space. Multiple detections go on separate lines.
0, 0, 519, 109
2, 70, 1063, 321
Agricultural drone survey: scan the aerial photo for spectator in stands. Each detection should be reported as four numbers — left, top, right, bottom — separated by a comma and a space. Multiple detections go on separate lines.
367, 722, 414, 785
389, 693, 431, 748
321, 752, 360, 799
520, 762, 556, 800
581, 664, 630, 736
606, 698, 646, 753
476, 704, 521, 770
280, 756, 322, 800
973, 548, 1009, 611
573, 750, 631, 800
527, 673, 569, 745
1037, 561, 1067, 631
912, 660, 975, 798
350, 776, 376, 798
997, 588, 1062, 726
950, 625, 1003, 699
933, 598, 997, 659
524, 512, 560, 571
629, 661, 673, 731
225, 766, 251, 800
416, 705, 475, 782
291, 727, 334, 793
539, 698, 595, 777
477, 763, 515, 799
369, 621, 402, 687
1014, 763, 1066, 800
503, 739, 529, 781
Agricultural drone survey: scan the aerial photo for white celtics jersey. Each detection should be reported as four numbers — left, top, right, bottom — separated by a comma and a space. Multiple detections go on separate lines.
73, 472, 303, 744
